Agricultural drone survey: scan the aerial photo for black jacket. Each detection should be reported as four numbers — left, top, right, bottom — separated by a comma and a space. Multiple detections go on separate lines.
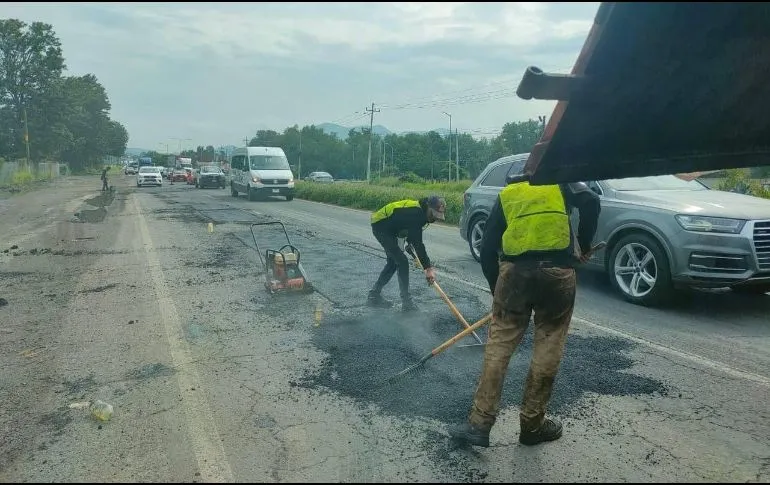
371, 205, 432, 269
480, 182, 600, 293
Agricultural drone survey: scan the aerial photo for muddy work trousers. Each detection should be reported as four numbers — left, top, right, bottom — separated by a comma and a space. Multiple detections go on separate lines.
371, 227, 410, 300
469, 260, 576, 433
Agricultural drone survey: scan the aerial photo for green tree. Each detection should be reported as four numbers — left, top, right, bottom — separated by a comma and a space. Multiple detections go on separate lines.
0, 19, 65, 160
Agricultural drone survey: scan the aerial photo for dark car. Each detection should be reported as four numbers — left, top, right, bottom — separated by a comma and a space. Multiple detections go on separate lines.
195, 165, 226, 189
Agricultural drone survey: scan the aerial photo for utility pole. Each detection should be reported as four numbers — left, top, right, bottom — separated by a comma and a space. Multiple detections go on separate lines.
243, 137, 249, 146
538, 115, 547, 138
455, 128, 459, 182
298, 129, 302, 180
365, 102, 380, 183
23, 107, 31, 171
442, 111, 452, 181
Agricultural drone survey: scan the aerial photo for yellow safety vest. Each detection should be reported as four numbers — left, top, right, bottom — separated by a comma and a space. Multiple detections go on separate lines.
500, 182, 571, 257
371, 199, 420, 224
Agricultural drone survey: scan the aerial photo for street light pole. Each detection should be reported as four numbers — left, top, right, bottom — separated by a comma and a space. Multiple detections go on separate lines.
298, 129, 302, 180
442, 111, 452, 181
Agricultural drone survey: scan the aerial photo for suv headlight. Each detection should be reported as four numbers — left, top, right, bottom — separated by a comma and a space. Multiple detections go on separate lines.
675, 215, 746, 234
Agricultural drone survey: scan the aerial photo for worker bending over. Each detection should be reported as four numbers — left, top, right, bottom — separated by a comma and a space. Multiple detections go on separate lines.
368, 196, 446, 312
450, 177, 600, 447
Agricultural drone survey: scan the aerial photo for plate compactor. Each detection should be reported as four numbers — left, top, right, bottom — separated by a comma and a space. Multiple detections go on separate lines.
250, 221, 314, 294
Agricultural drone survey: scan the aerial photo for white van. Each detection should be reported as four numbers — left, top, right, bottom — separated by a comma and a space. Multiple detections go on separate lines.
229, 146, 295, 201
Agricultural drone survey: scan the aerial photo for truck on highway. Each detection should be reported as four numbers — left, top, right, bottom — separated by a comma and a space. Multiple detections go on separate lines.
138, 157, 153, 168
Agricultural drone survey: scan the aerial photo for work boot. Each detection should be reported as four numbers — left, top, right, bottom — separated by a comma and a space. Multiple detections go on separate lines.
448, 422, 490, 448
401, 298, 418, 313
519, 417, 563, 446
367, 290, 393, 308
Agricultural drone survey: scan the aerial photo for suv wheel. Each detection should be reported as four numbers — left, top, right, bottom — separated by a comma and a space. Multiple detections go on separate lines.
608, 233, 673, 306
468, 215, 486, 262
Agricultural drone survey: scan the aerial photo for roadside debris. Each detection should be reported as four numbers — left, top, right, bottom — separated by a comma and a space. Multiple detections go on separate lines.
89, 400, 114, 421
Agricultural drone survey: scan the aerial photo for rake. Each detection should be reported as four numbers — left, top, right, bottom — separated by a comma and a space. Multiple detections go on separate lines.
382, 312, 493, 386
404, 243, 485, 346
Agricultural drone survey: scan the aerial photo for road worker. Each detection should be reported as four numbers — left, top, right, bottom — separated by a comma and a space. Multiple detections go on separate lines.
450, 176, 600, 447
367, 196, 446, 312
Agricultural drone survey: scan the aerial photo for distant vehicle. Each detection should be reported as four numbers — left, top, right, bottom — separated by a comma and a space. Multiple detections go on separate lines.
229, 146, 295, 201
195, 165, 226, 189
124, 162, 139, 175
168, 168, 187, 183
138, 157, 153, 168
460, 153, 770, 306
307, 171, 334, 183
136, 166, 163, 187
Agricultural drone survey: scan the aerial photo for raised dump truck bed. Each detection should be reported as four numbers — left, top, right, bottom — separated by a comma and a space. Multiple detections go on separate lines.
518, 2, 770, 185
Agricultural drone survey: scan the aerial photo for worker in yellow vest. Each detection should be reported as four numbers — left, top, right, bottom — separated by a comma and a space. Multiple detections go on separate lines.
368, 196, 446, 312
450, 178, 600, 447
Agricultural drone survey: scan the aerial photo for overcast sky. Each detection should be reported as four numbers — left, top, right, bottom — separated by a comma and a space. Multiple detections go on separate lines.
2, 2, 600, 151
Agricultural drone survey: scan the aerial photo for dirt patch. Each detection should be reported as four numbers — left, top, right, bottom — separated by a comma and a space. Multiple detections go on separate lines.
79, 283, 118, 294
38, 407, 73, 437
126, 363, 177, 380
74, 207, 107, 223
62, 375, 98, 396
151, 207, 209, 224
85, 190, 115, 208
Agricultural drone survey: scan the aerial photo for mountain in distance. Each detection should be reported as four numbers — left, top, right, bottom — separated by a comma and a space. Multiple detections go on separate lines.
316, 122, 392, 139
124, 147, 151, 156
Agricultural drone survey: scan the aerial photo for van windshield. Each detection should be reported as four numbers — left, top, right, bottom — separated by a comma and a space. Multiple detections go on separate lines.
249, 155, 290, 170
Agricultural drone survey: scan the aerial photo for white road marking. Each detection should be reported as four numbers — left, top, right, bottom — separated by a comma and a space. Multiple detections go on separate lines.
428, 260, 770, 388
133, 195, 234, 482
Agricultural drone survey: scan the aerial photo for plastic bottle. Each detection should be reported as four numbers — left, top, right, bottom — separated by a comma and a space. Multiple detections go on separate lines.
90, 400, 114, 422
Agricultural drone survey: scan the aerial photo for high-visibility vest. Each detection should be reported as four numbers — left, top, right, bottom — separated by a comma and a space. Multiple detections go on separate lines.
371, 199, 420, 224
500, 182, 570, 257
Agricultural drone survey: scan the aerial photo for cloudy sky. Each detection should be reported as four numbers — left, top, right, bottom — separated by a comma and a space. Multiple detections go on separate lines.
2, 2, 600, 151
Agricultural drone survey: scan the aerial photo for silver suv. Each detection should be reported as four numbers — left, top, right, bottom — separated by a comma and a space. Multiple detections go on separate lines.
459, 153, 770, 305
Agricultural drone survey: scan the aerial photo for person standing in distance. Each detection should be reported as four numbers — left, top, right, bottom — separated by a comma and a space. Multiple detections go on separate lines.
450, 176, 600, 447
367, 196, 446, 312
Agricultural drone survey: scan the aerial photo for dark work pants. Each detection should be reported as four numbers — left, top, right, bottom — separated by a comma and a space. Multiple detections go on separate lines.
469, 260, 576, 433
371, 226, 410, 301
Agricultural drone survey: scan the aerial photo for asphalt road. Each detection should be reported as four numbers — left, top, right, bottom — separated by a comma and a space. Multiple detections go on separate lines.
1, 175, 768, 482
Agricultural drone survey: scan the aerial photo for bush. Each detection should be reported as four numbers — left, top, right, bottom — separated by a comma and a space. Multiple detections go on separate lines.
717, 169, 770, 199
295, 181, 464, 225
11, 170, 34, 186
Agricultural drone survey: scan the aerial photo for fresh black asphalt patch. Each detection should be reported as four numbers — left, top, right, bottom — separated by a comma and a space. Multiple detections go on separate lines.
299, 309, 669, 425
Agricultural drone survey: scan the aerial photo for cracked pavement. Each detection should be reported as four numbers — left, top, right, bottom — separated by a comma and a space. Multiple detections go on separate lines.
0, 176, 768, 482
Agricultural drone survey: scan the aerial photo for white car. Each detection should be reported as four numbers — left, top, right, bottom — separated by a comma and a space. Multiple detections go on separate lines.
307, 171, 334, 183
136, 166, 163, 187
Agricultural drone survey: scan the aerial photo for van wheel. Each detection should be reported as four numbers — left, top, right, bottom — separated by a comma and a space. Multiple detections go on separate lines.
286, 195, 294, 201
248, 186, 257, 201
231, 184, 238, 197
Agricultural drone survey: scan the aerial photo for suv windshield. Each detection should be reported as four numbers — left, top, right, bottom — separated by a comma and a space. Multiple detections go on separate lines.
604, 175, 708, 191
201, 166, 221, 173
139, 167, 159, 173
249, 155, 290, 170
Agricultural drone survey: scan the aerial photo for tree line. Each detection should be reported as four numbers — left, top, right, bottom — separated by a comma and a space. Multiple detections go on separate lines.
245, 120, 545, 181
140, 119, 546, 181
0, 19, 128, 171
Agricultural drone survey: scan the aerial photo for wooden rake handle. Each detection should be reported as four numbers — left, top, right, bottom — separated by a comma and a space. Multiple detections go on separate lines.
406, 244, 484, 344
432, 313, 493, 356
